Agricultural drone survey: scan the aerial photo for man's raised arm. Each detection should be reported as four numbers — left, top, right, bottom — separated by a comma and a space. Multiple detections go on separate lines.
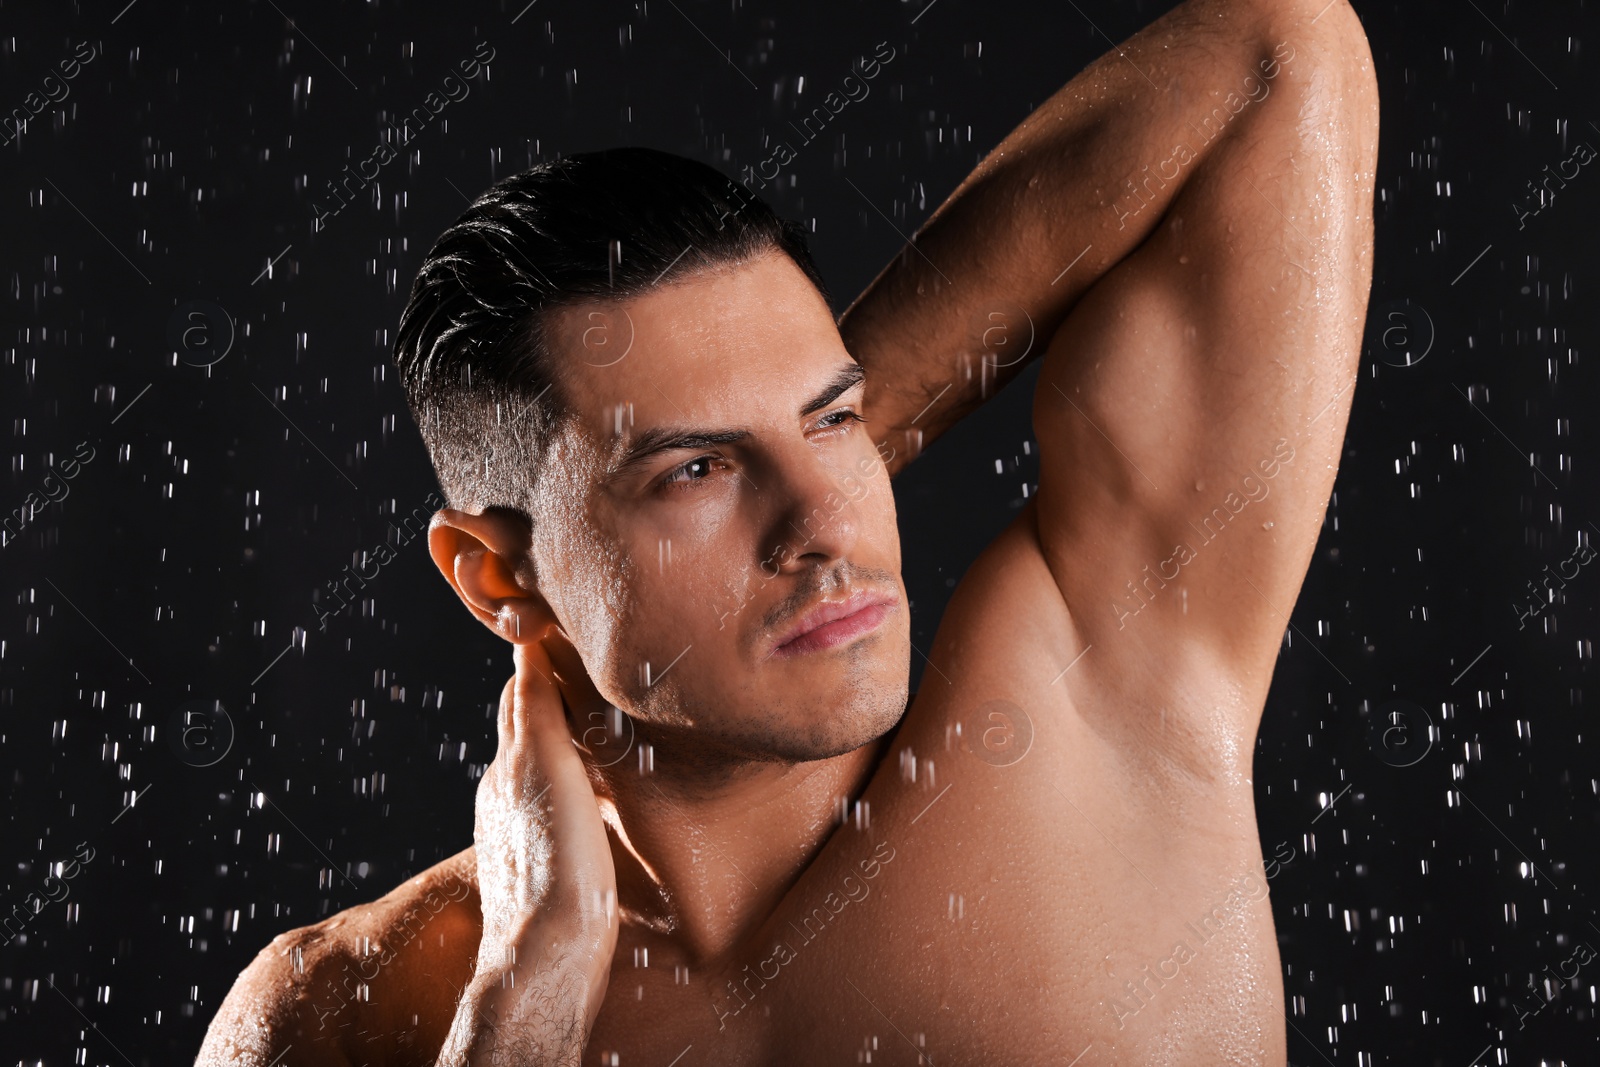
839, 0, 1375, 481
843, 0, 1377, 755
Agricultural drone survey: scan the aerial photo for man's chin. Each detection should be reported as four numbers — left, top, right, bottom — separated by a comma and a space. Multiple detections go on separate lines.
743, 677, 909, 764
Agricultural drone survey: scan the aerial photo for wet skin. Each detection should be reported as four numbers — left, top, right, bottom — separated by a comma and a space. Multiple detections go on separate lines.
198, 0, 1379, 1062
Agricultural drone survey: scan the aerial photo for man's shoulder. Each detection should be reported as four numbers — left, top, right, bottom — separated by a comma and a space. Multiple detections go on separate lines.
196, 848, 482, 1066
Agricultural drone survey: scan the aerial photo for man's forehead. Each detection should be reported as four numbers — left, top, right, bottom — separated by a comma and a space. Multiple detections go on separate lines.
541, 261, 849, 450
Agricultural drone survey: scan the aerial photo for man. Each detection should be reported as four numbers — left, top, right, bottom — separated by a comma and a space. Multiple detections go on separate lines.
199, 0, 1377, 1061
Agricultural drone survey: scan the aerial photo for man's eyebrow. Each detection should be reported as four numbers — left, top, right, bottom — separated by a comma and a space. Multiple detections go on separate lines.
800, 362, 866, 417
610, 427, 750, 478
609, 361, 866, 479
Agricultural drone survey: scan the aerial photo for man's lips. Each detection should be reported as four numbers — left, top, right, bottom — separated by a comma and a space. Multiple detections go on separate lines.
768, 589, 897, 658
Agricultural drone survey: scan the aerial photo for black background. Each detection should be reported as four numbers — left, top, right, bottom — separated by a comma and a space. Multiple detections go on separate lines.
2, 0, 1597, 1063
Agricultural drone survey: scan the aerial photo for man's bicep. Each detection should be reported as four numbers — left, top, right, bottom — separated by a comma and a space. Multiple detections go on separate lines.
1030, 10, 1376, 690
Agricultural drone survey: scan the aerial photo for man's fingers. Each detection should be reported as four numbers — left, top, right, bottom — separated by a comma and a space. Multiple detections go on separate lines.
505, 644, 614, 903
510, 641, 568, 747
496, 675, 516, 751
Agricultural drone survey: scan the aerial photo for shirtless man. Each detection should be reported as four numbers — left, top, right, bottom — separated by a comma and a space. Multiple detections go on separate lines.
199, 0, 1377, 1061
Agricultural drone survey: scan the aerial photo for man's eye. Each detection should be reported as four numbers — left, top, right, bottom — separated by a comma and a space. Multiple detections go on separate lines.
660, 455, 720, 490
817, 408, 868, 431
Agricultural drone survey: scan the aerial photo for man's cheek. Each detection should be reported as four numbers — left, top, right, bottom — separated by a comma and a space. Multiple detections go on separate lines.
863, 472, 898, 530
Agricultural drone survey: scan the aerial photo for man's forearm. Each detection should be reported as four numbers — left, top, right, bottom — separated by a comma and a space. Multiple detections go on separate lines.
837, 0, 1339, 476
436, 977, 585, 1067
435, 955, 599, 1067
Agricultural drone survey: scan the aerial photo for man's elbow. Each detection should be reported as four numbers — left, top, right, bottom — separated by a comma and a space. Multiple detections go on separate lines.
1237, 0, 1378, 164
1271, 0, 1378, 115
1314, 1, 1378, 102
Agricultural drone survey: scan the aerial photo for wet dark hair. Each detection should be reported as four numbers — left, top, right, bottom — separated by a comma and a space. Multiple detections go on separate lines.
392, 146, 831, 521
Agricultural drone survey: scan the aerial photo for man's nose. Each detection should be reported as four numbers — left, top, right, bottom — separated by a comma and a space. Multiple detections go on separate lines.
765, 455, 863, 571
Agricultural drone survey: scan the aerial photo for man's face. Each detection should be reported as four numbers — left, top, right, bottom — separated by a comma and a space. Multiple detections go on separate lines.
529, 250, 910, 764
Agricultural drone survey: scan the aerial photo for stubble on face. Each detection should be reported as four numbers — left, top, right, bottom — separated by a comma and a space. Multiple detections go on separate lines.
525, 253, 913, 777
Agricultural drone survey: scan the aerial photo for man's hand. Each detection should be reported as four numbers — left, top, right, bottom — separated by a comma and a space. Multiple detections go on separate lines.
435, 641, 620, 1067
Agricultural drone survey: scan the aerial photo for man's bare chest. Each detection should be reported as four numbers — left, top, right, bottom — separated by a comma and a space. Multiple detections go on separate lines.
583, 874, 1285, 1067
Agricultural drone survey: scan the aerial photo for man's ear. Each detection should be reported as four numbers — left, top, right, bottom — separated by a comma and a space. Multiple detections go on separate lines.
427, 505, 556, 644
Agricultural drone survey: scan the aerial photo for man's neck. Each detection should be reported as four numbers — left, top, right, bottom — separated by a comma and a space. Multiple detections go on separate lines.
587, 721, 895, 968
